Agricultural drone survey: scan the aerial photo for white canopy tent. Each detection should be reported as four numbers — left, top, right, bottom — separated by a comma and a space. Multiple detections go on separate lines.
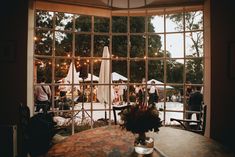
112, 72, 128, 81
147, 79, 173, 90
77, 72, 99, 82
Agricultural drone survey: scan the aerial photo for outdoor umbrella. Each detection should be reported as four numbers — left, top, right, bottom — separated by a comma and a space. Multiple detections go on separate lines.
97, 46, 114, 120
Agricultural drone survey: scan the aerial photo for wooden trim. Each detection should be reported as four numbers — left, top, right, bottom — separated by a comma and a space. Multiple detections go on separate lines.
35, 1, 111, 17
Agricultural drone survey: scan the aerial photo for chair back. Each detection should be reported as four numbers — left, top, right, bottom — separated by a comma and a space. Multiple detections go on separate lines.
112, 105, 130, 125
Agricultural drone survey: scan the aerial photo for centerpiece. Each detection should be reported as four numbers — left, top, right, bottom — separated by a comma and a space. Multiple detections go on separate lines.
119, 103, 162, 154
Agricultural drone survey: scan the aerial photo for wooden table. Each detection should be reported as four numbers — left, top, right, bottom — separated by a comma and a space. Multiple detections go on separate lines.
46, 126, 234, 157
46, 125, 162, 157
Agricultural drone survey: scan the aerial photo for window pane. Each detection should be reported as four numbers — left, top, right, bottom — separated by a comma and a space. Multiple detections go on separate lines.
55, 31, 72, 56
185, 11, 203, 31
186, 58, 203, 84
185, 31, 203, 57
166, 33, 183, 58
148, 60, 164, 82
55, 12, 73, 31
148, 15, 164, 33
112, 36, 128, 57
166, 59, 184, 83
35, 10, 53, 28
75, 15, 91, 32
112, 60, 127, 81
130, 35, 145, 58
166, 112, 183, 125
166, 13, 183, 32
94, 35, 109, 57
148, 34, 164, 57
130, 16, 145, 33
112, 16, 127, 33
34, 58, 52, 83
55, 59, 72, 83
166, 85, 183, 109
75, 34, 91, 57
94, 17, 110, 33
35, 29, 53, 56
130, 60, 145, 83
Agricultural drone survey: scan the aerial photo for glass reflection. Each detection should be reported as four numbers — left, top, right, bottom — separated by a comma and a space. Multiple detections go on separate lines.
148, 34, 164, 57
34, 29, 53, 56
55, 31, 72, 56
75, 15, 91, 32
166, 59, 184, 83
75, 34, 91, 57
166, 33, 183, 58
186, 58, 203, 84
185, 31, 203, 57
130, 35, 145, 58
36, 10, 53, 28
55, 12, 73, 31
148, 15, 164, 33
34, 58, 52, 83
112, 36, 128, 57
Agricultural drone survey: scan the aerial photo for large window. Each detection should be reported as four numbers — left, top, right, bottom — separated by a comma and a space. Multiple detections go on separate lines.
34, 7, 204, 135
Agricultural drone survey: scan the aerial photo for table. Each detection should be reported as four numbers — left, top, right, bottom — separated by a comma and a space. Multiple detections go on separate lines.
148, 127, 234, 157
46, 125, 162, 157
46, 126, 234, 157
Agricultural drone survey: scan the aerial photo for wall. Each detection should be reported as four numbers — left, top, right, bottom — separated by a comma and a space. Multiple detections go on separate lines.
0, 1, 28, 156
210, 0, 235, 151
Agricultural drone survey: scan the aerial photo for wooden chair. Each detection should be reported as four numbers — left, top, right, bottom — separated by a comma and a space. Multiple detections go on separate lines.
170, 105, 207, 135
112, 104, 131, 125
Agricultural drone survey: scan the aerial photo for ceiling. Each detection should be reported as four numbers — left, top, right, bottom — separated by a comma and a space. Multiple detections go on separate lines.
39, 0, 204, 9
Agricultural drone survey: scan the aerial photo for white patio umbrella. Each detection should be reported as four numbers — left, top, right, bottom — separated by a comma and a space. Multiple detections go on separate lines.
65, 62, 80, 90
147, 79, 173, 90
97, 46, 114, 120
112, 72, 128, 81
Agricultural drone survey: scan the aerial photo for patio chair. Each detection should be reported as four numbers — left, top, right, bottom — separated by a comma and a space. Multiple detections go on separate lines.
113, 104, 131, 125
170, 104, 207, 135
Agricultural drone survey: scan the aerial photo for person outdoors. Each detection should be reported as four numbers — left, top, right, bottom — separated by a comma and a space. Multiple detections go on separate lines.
148, 81, 159, 106
118, 79, 127, 105
58, 78, 68, 98
187, 86, 203, 120
34, 77, 51, 112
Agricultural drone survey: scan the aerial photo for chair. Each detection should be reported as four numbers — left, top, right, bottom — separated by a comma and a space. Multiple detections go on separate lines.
170, 105, 207, 135
112, 104, 131, 125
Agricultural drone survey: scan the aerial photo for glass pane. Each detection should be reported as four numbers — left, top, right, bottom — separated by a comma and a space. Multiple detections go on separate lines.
148, 60, 164, 82
94, 17, 110, 33
34, 29, 53, 56
166, 13, 183, 32
166, 85, 183, 110
94, 35, 110, 57
166, 59, 184, 83
75, 15, 91, 32
166, 33, 183, 58
166, 112, 183, 125
185, 31, 203, 57
35, 10, 53, 28
130, 60, 145, 83
112, 60, 127, 82
185, 11, 203, 31
75, 34, 91, 57
34, 58, 52, 83
130, 16, 145, 33
112, 16, 127, 33
55, 12, 73, 31
130, 35, 145, 58
55, 84, 74, 109
186, 58, 203, 84
148, 34, 164, 57
34, 85, 52, 112
55, 32, 72, 56
93, 59, 101, 77
148, 15, 164, 33
112, 36, 128, 57
55, 59, 72, 83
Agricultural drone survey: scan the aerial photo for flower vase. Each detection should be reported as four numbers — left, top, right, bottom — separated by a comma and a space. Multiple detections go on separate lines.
134, 132, 154, 154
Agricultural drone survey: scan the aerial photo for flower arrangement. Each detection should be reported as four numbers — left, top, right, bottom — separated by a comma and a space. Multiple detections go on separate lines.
119, 103, 162, 134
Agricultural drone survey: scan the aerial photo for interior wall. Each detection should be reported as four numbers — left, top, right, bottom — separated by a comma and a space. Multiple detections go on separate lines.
0, 1, 28, 124
210, 0, 235, 151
